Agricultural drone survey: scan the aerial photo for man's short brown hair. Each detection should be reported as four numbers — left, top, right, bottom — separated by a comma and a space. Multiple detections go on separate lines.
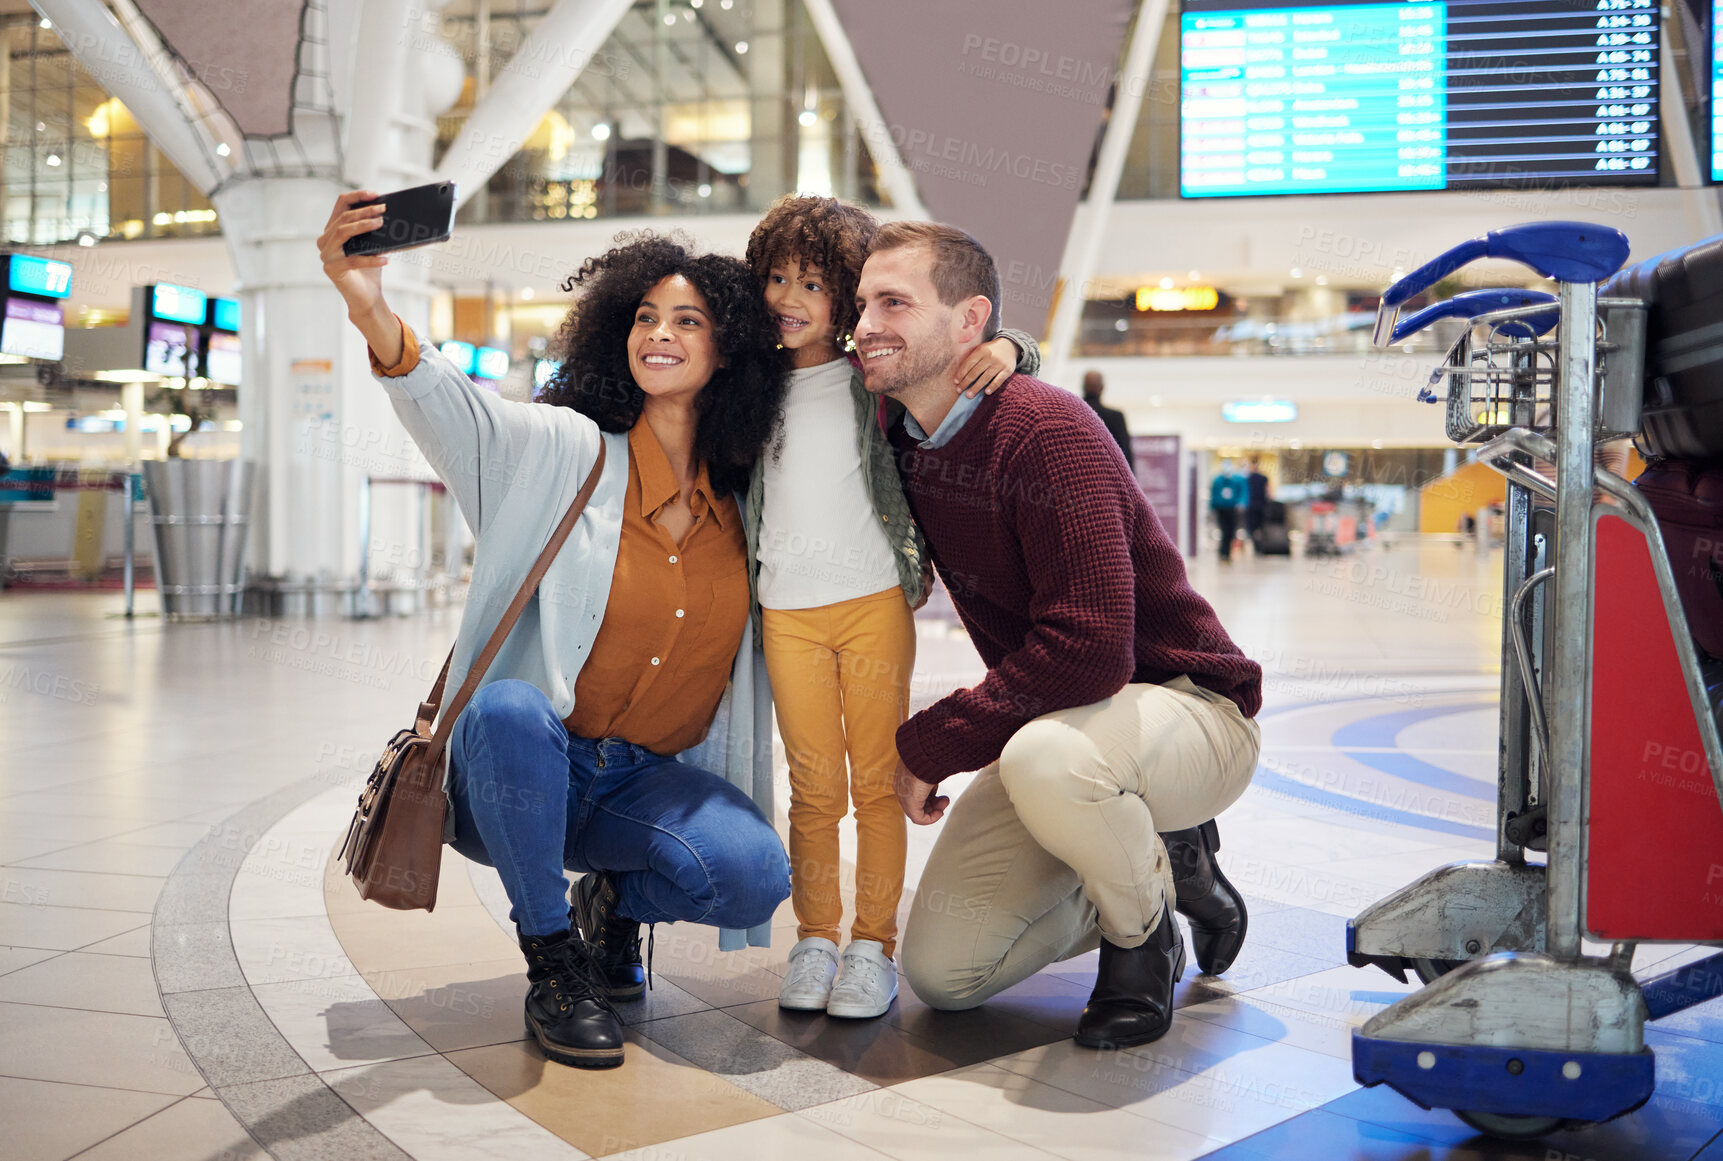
868, 221, 1002, 338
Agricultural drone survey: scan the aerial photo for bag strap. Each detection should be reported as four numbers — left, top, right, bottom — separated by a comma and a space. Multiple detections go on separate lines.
418, 441, 608, 757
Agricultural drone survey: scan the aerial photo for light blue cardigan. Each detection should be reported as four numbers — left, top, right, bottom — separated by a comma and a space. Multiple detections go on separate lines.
376, 338, 777, 951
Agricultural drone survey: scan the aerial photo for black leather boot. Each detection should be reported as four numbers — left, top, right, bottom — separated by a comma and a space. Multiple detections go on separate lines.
570, 871, 646, 999
518, 929, 624, 1068
1163, 819, 1248, 976
1074, 902, 1186, 1050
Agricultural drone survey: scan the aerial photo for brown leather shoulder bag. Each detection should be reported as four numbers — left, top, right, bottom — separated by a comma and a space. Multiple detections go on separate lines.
338, 443, 607, 910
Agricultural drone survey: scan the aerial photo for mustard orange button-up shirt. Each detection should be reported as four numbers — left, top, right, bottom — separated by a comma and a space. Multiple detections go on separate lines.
565, 421, 749, 754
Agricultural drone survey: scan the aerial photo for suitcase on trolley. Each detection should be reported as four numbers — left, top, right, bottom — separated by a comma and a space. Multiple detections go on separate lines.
1632, 457, 1723, 658
1605, 232, 1723, 458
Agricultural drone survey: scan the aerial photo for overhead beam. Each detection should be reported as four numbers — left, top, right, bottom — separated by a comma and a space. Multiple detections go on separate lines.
1042, 0, 1168, 385
435, 0, 636, 210
799, 0, 926, 216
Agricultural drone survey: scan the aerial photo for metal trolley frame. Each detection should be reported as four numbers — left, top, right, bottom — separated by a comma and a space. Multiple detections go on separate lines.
1342, 222, 1723, 1140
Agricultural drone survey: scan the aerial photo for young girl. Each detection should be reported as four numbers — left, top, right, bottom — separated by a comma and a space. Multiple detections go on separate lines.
742, 196, 1039, 1018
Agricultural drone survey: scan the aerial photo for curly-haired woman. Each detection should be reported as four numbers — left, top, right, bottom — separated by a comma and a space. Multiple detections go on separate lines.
318, 193, 793, 1071
742, 196, 1039, 1019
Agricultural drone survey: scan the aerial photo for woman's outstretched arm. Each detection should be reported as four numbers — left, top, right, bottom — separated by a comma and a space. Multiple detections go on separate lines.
316, 190, 403, 363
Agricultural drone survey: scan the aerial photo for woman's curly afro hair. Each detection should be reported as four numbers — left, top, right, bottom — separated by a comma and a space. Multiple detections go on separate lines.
744, 195, 879, 343
536, 231, 789, 496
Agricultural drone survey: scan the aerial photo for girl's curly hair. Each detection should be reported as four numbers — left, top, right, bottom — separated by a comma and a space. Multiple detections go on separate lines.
744, 195, 879, 343
536, 231, 788, 496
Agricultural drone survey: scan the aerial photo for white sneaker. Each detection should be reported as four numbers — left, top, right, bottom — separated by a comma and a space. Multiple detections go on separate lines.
778, 936, 840, 1010
826, 939, 898, 1019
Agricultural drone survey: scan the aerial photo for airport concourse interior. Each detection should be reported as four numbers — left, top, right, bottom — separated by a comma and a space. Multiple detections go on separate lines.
3, 0, 1723, 1159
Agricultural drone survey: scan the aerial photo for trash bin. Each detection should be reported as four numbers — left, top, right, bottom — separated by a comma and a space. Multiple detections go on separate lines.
142, 459, 254, 618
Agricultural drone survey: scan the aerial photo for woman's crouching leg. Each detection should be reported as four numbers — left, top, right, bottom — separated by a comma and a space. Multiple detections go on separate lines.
447, 679, 575, 937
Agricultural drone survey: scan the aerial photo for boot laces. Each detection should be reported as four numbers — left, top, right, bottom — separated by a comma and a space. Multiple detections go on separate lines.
536, 937, 621, 1020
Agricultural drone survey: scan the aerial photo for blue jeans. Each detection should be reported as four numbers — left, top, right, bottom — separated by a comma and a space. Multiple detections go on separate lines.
447, 679, 791, 938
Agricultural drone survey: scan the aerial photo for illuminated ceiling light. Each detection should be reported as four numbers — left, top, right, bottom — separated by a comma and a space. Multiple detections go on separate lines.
720, 0, 732, 8
1188, 270, 1200, 280
1158, 276, 1173, 290
45, 154, 60, 166
1314, 275, 1329, 286
1289, 267, 1303, 279
798, 109, 817, 127
691, 0, 703, 6
39, 17, 50, 29
152, 212, 171, 225
681, 8, 693, 19
97, 182, 106, 191
664, 11, 676, 24
735, 40, 748, 53
1289, 439, 1302, 449
215, 142, 230, 156
591, 122, 611, 141
35, 121, 45, 132
698, 183, 712, 197
76, 232, 96, 247
520, 287, 534, 300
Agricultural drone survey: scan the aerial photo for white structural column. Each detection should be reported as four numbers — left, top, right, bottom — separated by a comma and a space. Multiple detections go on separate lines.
344, 0, 416, 191
1041, 0, 1168, 386
799, 0, 927, 217
28, 0, 224, 192
435, 0, 635, 210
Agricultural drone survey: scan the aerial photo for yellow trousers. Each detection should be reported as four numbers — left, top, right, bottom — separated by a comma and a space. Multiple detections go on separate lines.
762, 587, 915, 958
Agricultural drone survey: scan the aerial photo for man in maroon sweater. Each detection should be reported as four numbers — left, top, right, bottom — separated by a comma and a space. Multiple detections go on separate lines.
854, 222, 1263, 1049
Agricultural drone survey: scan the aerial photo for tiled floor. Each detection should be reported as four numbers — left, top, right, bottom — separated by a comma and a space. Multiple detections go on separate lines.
4, 542, 1722, 1160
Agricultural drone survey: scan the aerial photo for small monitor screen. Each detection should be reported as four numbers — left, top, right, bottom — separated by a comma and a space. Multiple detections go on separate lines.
439, 341, 476, 374
1180, 0, 1659, 198
7, 254, 72, 299
204, 332, 242, 384
151, 283, 208, 325
474, 347, 509, 379
210, 296, 241, 332
144, 321, 191, 376
0, 298, 64, 360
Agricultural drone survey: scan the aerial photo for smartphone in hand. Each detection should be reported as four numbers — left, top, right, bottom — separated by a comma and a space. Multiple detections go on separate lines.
342, 181, 457, 256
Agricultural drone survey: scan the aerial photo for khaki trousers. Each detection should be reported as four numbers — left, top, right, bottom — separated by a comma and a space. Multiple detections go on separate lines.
900, 675, 1260, 1010
762, 587, 915, 957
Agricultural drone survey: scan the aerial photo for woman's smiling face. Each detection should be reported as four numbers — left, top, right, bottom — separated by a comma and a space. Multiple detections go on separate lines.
628, 274, 721, 401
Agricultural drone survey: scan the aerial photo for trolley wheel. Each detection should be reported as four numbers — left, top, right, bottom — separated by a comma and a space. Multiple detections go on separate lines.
1454, 1110, 1568, 1140
1411, 957, 1466, 984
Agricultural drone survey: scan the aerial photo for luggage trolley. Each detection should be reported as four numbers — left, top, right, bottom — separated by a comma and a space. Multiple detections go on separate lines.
1340, 222, 1723, 1139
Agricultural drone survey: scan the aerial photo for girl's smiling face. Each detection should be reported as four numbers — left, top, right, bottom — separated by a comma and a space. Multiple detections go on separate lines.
763, 258, 841, 368
628, 274, 722, 402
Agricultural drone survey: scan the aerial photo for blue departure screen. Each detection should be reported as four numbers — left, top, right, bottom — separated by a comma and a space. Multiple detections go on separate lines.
1181, 0, 1660, 197
151, 283, 208, 325
6, 254, 73, 298
1713, 0, 1722, 181
210, 296, 241, 332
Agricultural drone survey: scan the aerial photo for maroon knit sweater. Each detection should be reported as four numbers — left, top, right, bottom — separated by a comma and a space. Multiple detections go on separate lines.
889, 377, 1262, 784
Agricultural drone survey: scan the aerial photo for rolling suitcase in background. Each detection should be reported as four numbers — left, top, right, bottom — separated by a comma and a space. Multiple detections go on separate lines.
1605, 232, 1723, 458
1254, 499, 1292, 556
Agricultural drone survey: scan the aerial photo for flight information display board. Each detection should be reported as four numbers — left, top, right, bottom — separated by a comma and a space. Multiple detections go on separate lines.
1181, 0, 1660, 197
1713, 0, 1722, 181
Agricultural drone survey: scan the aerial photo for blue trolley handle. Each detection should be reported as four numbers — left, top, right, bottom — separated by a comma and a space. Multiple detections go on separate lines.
1390, 288, 1559, 345
1371, 221, 1631, 348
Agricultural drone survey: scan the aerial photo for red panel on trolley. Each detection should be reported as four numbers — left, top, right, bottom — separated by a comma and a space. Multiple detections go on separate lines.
1587, 512, 1723, 941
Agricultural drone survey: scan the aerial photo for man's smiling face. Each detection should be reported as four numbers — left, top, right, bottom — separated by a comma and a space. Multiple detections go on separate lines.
853, 245, 959, 398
